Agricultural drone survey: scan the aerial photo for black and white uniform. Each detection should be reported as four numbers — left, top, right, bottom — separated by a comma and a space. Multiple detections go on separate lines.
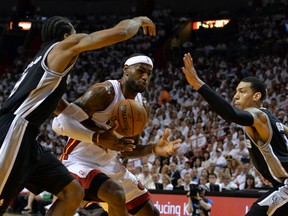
0, 41, 74, 214
246, 109, 288, 216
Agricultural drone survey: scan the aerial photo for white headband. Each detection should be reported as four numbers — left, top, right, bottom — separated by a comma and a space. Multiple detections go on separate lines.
124, 55, 153, 68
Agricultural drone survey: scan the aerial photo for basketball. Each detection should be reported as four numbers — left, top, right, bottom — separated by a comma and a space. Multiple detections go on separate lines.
110, 99, 147, 137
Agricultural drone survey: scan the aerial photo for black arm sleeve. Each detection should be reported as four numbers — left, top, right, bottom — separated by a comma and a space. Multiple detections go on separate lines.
197, 84, 254, 126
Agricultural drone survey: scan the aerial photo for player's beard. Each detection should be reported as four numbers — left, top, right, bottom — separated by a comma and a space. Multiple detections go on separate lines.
128, 78, 145, 93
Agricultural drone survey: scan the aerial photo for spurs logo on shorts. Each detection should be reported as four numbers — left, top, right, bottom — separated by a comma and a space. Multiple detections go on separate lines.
271, 194, 280, 206
246, 139, 252, 148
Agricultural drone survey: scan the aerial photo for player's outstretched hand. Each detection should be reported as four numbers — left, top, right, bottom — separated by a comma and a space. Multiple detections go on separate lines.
139, 16, 156, 36
181, 53, 204, 90
95, 120, 135, 152
154, 129, 181, 157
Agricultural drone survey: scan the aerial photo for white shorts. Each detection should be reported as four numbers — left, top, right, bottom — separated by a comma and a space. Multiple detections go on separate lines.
63, 158, 150, 208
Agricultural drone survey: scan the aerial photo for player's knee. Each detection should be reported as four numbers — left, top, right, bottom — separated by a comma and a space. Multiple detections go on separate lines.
59, 180, 84, 203
108, 185, 126, 204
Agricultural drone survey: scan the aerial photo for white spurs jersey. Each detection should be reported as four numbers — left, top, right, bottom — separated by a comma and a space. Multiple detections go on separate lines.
62, 80, 144, 168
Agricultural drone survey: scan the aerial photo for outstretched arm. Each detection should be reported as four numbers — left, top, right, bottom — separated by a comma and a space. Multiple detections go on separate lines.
182, 53, 254, 126
47, 17, 156, 73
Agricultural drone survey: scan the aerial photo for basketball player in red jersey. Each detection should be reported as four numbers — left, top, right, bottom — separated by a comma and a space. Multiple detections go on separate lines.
52, 53, 181, 216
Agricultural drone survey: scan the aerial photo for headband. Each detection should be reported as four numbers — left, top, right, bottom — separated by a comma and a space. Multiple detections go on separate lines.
124, 55, 153, 68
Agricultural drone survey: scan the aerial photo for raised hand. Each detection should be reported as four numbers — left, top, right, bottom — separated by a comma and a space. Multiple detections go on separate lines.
94, 120, 135, 152
181, 53, 204, 90
154, 129, 181, 157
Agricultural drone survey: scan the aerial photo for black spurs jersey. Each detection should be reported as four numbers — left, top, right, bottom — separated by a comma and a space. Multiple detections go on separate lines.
0, 41, 74, 128
245, 108, 288, 186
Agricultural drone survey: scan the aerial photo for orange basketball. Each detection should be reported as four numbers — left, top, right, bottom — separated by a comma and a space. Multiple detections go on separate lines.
110, 99, 147, 137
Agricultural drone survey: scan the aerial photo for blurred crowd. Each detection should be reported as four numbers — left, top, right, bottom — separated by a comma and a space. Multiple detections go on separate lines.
0, 1, 287, 195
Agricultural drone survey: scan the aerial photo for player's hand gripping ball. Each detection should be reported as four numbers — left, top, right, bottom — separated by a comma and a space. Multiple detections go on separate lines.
110, 99, 147, 137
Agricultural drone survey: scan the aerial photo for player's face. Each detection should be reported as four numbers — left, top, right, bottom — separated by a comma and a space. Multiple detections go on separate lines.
233, 81, 255, 110
127, 63, 153, 93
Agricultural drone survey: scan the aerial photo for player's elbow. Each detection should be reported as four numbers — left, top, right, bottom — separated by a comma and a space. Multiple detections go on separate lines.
52, 116, 65, 136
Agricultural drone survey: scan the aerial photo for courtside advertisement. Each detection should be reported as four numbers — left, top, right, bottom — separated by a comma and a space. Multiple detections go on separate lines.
150, 193, 257, 216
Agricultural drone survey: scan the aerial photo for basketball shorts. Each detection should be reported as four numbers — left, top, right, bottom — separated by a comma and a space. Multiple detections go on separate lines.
65, 158, 151, 211
0, 114, 74, 214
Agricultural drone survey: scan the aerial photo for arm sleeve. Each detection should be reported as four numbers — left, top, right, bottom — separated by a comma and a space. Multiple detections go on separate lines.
197, 84, 254, 126
52, 103, 95, 144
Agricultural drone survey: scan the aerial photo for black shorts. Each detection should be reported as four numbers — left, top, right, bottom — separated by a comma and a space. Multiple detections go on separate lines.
0, 114, 74, 214
246, 185, 288, 216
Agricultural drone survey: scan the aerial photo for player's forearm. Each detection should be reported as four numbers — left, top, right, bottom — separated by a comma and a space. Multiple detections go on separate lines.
121, 144, 154, 159
88, 17, 145, 47
197, 84, 254, 126
115, 17, 144, 37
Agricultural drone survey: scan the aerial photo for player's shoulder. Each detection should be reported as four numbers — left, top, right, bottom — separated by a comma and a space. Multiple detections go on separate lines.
244, 107, 266, 116
244, 107, 269, 125
88, 81, 115, 95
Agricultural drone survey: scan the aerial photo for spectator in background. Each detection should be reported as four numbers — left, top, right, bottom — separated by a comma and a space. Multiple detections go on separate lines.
205, 173, 222, 192
149, 173, 162, 190
139, 164, 155, 189
183, 173, 195, 191
201, 151, 212, 169
190, 127, 207, 149
168, 162, 181, 187
228, 158, 242, 180
241, 174, 256, 190
200, 168, 210, 180
198, 175, 208, 186
212, 148, 227, 173
222, 141, 237, 159
233, 163, 250, 188
178, 137, 192, 154
220, 174, 239, 191
235, 139, 250, 164
135, 166, 143, 180
186, 184, 213, 216
191, 167, 200, 184
162, 174, 174, 190
158, 86, 172, 106
181, 161, 192, 179
193, 157, 203, 176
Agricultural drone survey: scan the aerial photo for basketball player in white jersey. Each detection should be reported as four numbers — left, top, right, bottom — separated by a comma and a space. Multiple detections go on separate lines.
52, 53, 181, 216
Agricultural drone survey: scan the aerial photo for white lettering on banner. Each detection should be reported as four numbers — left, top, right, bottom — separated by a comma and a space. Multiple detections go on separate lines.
183, 202, 190, 215
154, 201, 190, 216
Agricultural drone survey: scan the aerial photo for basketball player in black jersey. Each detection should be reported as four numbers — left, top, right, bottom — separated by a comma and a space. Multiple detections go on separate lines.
182, 53, 288, 216
0, 16, 156, 215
